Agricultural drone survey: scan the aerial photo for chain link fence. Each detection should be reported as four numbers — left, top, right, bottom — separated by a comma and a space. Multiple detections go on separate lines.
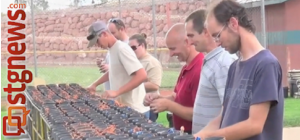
1, 0, 269, 93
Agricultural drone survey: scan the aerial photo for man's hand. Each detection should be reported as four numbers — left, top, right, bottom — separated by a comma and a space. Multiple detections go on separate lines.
87, 84, 97, 94
96, 58, 104, 68
193, 130, 214, 140
150, 98, 170, 113
102, 90, 120, 98
143, 93, 160, 106
100, 64, 109, 73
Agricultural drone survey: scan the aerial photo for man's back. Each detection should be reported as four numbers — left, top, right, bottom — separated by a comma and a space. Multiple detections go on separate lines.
108, 40, 149, 113
192, 47, 237, 133
221, 50, 284, 140
103, 39, 129, 90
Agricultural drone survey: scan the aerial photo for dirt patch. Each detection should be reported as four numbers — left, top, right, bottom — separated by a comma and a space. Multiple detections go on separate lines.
283, 127, 300, 140
160, 89, 173, 96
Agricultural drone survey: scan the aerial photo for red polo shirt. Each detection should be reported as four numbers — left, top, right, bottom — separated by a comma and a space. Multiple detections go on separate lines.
173, 53, 204, 132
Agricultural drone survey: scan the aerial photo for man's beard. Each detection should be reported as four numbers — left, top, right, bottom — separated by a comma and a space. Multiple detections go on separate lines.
228, 33, 241, 54
232, 36, 241, 54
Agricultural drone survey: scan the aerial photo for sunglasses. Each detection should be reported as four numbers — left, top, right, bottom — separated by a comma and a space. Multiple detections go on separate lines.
131, 45, 138, 51
108, 18, 125, 28
131, 44, 141, 51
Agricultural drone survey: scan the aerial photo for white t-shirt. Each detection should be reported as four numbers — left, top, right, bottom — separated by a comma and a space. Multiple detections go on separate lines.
104, 39, 129, 90
108, 40, 150, 113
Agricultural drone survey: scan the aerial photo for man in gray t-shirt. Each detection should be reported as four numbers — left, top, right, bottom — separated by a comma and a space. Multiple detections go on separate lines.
194, 1, 284, 140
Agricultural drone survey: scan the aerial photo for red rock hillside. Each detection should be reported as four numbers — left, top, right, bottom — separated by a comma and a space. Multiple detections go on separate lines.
1, 0, 205, 65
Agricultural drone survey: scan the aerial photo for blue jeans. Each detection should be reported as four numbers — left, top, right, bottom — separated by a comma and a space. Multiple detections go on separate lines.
143, 111, 150, 119
167, 113, 173, 128
149, 110, 158, 122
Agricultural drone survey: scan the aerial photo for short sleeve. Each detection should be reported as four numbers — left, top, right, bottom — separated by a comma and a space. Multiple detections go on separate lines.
118, 46, 143, 76
105, 52, 110, 64
191, 68, 201, 104
191, 77, 200, 104
251, 62, 281, 106
213, 64, 231, 104
146, 64, 163, 86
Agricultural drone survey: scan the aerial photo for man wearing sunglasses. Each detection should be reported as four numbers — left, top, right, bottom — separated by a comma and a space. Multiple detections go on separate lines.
107, 18, 129, 43
194, 1, 284, 140
185, 9, 237, 134
86, 21, 150, 117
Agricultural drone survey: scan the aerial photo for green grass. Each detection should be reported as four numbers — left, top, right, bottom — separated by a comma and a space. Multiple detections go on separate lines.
1, 66, 180, 97
283, 98, 300, 127
1, 111, 6, 140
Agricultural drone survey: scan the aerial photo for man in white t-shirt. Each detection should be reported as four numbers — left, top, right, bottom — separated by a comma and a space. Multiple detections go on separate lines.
97, 18, 129, 91
86, 21, 150, 117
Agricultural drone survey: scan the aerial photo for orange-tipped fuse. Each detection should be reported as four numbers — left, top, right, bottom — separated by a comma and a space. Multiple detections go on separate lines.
180, 126, 184, 136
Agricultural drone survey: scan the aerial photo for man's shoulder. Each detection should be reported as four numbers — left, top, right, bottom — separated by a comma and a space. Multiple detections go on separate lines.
258, 50, 279, 65
115, 41, 135, 54
217, 50, 238, 67
246, 50, 280, 71
116, 40, 130, 48
196, 52, 205, 61
111, 40, 129, 52
147, 55, 162, 68
193, 53, 205, 67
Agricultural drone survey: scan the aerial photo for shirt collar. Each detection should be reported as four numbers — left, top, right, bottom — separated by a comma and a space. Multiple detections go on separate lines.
205, 46, 224, 62
184, 53, 204, 71
123, 39, 129, 44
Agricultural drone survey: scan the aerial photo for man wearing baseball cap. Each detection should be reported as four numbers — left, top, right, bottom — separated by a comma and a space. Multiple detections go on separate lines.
94, 18, 130, 92
86, 21, 150, 117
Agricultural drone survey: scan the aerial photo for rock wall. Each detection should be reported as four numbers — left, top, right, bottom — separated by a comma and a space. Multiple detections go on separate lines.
1, 0, 205, 65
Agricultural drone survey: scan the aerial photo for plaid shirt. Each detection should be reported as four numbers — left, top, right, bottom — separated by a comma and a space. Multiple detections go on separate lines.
192, 46, 237, 134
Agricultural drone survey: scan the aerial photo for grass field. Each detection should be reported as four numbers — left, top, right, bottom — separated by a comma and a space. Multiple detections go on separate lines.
1, 66, 180, 97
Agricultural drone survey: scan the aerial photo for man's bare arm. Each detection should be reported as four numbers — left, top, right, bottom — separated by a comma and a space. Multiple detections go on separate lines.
144, 82, 159, 93
91, 72, 109, 87
201, 108, 223, 131
210, 102, 271, 140
167, 101, 193, 121
116, 68, 147, 95
160, 92, 176, 101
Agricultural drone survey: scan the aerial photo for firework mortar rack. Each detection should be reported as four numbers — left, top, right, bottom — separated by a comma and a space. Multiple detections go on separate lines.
24, 83, 195, 140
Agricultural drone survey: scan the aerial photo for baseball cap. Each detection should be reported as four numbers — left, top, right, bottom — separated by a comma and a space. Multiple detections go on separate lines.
86, 21, 108, 48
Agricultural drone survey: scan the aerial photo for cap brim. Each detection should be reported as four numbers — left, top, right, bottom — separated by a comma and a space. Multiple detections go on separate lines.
87, 37, 98, 48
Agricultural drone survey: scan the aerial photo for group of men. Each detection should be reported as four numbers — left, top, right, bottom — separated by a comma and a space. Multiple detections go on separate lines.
86, 0, 284, 140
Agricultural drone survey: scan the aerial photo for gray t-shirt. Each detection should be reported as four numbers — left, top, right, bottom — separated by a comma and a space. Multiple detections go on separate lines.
220, 50, 284, 140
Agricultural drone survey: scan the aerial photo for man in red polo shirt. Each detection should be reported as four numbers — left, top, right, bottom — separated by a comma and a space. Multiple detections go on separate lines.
144, 23, 204, 134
